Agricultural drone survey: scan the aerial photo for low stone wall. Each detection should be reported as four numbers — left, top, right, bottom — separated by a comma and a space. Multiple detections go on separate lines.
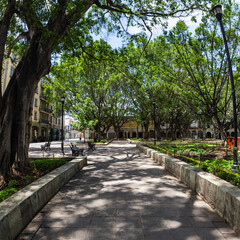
137, 144, 240, 236
0, 157, 87, 240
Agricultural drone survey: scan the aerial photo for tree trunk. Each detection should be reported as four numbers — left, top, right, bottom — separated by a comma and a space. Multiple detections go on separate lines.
218, 124, 228, 144
97, 128, 101, 142
113, 126, 119, 139
0, 34, 51, 183
144, 124, 149, 139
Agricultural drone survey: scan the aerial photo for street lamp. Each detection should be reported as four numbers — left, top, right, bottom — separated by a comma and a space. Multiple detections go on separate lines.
212, 5, 239, 170
49, 121, 51, 142
61, 96, 65, 155
153, 101, 156, 145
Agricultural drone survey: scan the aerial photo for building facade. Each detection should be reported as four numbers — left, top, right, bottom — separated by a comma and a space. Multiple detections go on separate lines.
64, 115, 82, 140
1, 57, 63, 142
31, 80, 63, 142
104, 120, 235, 140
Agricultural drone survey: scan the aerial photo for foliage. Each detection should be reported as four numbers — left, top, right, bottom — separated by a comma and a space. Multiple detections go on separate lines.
165, 1, 240, 141
8, 179, 18, 188
0, 188, 18, 202
0, 0, 234, 182
45, 40, 134, 140
30, 159, 67, 170
0, 158, 68, 202
23, 175, 35, 185
148, 142, 240, 188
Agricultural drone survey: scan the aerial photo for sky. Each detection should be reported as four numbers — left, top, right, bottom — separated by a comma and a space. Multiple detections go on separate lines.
94, 1, 240, 49
93, 9, 202, 48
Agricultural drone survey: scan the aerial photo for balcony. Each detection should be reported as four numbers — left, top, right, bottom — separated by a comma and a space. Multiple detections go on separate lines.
39, 119, 51, 124
39, 106, 52, 113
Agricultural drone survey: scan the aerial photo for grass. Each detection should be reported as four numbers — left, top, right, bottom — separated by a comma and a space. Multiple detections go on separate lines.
31, 158, 67, 170
93, 139, 108, 144
0, 158, 67, 203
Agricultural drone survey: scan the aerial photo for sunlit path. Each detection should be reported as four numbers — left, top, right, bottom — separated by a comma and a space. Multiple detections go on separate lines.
18, 141, 238, 240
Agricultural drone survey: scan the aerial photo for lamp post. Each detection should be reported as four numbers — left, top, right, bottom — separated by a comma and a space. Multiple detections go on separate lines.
48, 121, 51, 142
153, 101, 156, 145
61, 96, 65, 155
212, 5, 239, 170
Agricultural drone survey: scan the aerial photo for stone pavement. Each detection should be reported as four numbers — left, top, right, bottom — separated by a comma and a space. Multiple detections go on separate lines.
18, 141, 239, 240
28, 139, 84, 158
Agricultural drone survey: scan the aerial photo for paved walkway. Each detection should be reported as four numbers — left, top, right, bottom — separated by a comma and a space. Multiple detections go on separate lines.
19, 141, 239, 240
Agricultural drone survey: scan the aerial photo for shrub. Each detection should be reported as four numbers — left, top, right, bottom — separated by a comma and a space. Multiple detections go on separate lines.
8, 180, 18, 188
24, 175, 35, 184
30, 158, 67, 170
0, 188, 18, 201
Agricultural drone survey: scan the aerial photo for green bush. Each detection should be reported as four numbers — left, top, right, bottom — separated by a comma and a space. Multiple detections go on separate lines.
8, 180, 18, 187
0, 188, 18, 202
205, 159, 233, 172
24, 175, 35, 184
30, 158, 67, 170
150, 143, 240, 188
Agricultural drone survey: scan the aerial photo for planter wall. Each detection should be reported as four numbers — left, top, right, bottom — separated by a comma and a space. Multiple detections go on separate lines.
0, 157, 87, 240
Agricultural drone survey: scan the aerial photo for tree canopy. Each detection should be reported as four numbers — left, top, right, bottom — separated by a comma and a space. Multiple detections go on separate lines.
0, 0, 228, 183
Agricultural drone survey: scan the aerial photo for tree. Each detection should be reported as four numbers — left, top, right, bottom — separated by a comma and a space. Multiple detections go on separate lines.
108, 80, 133, 139
0, 0, 210, 183
47, 40, 135, 140
167, 1, 240, 141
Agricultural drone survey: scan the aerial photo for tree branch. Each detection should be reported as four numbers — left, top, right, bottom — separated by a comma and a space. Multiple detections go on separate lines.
7, 32, 29, 58
95, 0, 204, 18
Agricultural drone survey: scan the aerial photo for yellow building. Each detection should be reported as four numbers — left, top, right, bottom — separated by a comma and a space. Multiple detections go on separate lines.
1, 57, 63, 142
106, 120, 155, 139
31, 80, 63, 142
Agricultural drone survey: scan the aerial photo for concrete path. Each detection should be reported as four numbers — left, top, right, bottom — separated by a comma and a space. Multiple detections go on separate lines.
18, 141, 239, 240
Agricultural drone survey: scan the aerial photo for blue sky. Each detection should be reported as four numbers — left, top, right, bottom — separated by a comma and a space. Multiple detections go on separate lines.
94, 2, 240, 49
93, 9, 203, 48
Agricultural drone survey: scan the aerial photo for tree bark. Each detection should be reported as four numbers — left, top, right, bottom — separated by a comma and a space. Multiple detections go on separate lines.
0, 33, 51, 183
144, 124, 149, 139
0, 0, 16, 100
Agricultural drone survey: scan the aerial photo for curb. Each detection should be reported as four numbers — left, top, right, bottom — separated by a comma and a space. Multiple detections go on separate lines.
0, 157, 87, 240
137, 144, 240, 236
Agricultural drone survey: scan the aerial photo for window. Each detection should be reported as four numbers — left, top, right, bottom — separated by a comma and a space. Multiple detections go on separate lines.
55, 118, 57, 124
34, 111, 37, 120
34, 98, 38, 107
58, 119, 60, 125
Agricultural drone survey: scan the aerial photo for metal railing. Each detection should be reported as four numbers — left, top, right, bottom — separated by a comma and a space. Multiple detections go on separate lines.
39, 106, 52, 113
39, 119, 50, 124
